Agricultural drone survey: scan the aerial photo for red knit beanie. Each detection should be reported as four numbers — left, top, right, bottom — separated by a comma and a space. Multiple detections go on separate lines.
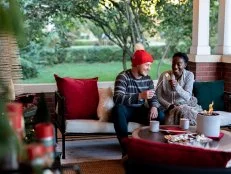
132, 50, 154, 67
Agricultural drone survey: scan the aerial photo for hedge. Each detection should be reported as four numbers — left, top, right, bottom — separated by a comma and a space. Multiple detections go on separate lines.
60, 45, 172, 64
20, 58, 39, 79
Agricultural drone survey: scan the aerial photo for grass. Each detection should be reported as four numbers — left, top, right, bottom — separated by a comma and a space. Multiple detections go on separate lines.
22, 60, 171, 83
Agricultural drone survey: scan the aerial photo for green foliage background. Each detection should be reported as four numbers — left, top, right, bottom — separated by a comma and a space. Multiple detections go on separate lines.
18, 0, 219, 81
20, 45, 170, 80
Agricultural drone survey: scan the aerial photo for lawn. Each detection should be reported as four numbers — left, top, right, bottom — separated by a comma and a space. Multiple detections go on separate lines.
23, 60, 171, 83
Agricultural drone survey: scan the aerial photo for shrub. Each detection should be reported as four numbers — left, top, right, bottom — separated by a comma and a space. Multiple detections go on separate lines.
73, 40, 100, 46
62, 45, 173, 63
20, 44, 176, 68
146, 46, 170, 60
63, 46, 123, 63
20, 58, 39, 79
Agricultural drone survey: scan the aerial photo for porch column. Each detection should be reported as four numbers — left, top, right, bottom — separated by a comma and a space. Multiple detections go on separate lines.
188, 0, 223, 82
190, 0, 211, 55
215, 0, 231, 55
217, 0, 231, 92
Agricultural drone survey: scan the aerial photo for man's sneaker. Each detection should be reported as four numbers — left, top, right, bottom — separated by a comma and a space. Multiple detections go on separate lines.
121, 154, 128, 164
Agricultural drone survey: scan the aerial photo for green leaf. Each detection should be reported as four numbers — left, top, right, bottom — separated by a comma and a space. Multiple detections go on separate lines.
0, 0, 24, 43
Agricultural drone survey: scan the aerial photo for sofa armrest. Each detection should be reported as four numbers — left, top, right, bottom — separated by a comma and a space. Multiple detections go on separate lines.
224, 91, 231, 112
55, 91, 66, 133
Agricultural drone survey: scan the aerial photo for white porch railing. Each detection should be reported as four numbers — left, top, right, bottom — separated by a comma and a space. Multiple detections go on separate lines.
14, 80, 158, 95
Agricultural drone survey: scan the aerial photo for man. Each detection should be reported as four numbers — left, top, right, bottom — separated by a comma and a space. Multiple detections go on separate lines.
112, 44, 163, 158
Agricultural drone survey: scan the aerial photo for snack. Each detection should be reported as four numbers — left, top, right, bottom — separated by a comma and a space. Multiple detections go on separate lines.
164, 133, 212, 146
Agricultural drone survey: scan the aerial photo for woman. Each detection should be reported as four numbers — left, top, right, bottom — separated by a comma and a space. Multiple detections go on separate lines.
156, 52, 202, 125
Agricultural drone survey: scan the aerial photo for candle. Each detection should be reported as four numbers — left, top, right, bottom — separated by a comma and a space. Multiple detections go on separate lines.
6, 102, 24, 139
35, 123, 55, 166
26, 143, 46, 166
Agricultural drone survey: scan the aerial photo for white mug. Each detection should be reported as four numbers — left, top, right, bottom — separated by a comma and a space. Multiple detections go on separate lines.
150, 120, 160, 132
180, 118, 189, 130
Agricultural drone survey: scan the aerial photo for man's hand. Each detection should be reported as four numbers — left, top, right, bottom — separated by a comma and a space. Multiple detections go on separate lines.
139, 90, 155, 100
149, 107, 158, 119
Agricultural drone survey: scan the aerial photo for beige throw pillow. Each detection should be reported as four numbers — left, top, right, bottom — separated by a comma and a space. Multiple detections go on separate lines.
97, 87, 114, 122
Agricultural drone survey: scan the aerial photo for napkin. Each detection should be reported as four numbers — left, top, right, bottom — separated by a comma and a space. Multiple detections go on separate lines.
160, 126, 187, 134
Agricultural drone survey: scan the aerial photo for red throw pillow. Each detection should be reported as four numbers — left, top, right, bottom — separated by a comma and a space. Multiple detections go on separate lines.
125, 137, 231, 168
54, 74, 99, 119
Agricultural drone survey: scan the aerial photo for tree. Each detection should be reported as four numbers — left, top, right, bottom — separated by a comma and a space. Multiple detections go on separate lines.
0, 0, 24, 40
20, 0, 158, 70
154, 0, 193, 77
20, 0, 219, 76
209, 0, 219, 53
154, 0, 218, 77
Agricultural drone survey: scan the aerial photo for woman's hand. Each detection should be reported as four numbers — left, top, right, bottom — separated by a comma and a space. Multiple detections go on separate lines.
166, 104, 175, 113
169, 79, 178, 89
149, 107, 158, 119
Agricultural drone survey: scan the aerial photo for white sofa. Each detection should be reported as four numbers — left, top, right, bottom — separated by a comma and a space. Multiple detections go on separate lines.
54, 80, 231, 159
54, 81, 154, 159
62, 81, 150, 134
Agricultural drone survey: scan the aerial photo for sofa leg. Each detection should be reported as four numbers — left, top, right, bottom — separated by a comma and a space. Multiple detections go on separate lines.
54, 124, 58, 144
62, 133, 66, 159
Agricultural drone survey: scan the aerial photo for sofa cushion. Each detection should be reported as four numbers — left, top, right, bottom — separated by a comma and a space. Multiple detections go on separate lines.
65, 119, 142, 133
125, 137, 231, 168
54, 74, 99, 119
216, 111, 231, 126
193, 80, 224, 111
97, 87, 114, 122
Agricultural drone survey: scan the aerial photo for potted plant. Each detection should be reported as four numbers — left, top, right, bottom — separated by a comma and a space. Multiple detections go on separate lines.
0, 0, 24, 171
0, 0, 24, 100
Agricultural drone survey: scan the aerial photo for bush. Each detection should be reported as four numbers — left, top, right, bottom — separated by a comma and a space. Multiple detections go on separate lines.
39, 47, 57, 65
20, 44, 176, 68
63, 46, 123, 63
146, 46, 172, 60
62, 45, 173, 64
73, 40, 100, 46
20, 58, 39, 79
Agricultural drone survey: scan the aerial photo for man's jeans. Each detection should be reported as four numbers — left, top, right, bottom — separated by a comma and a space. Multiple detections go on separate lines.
112, 104, 164, 155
